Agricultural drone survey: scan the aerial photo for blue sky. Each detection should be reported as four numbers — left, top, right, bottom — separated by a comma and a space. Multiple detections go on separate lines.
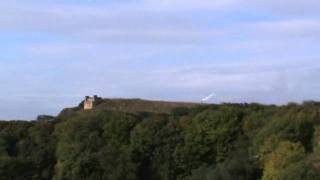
1, 0, 320, 119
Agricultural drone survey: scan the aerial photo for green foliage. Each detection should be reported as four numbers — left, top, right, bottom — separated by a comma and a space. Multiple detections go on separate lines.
279, 160, 320, 180
1, 101, 320, 179
262, 141, 306, 180
54, 111, 141, 180
0, 120, 55, 180
173, 106, 245, 179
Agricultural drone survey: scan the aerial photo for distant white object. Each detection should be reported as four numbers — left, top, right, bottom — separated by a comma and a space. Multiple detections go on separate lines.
201, 93, 216, 103
84, 96, 95, 110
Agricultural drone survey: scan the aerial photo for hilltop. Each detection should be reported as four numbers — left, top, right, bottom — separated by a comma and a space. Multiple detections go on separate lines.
92, 98, 199, 113
58, 98, 201, 119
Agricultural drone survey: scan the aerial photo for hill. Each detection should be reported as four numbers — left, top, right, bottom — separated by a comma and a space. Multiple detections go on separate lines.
92, 98, 199, 113
58, 98, 200, 119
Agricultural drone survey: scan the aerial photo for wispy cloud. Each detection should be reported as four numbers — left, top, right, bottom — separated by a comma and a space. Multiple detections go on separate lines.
247, 19, 320, 38
0, 0, 320, 119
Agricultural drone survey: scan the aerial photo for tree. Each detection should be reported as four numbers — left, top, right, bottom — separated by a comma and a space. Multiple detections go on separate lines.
262, 141, 305, 180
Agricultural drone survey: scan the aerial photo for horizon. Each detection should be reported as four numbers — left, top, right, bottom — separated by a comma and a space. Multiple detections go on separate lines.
2, 96, 319, 121
1, 0, 320, 119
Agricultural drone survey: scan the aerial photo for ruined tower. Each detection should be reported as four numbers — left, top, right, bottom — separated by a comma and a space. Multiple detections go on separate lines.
84, 96, 95, 110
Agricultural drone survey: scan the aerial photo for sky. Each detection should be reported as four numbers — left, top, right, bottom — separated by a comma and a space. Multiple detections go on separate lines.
1, 0, 320, 119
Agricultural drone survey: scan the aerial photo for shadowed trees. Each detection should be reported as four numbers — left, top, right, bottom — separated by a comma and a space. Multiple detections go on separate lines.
1, 102, 320, 179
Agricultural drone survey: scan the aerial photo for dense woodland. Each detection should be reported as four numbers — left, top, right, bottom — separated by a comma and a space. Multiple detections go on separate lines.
1, 100, 320, 180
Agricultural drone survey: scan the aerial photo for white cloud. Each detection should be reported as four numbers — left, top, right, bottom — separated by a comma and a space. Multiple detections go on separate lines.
1, 0, 320, 45
143, 0, 237, 11
153, 59, 320, 104
141, 0, 320, 15
248, 19, 320, 38
244, 0, 320, 16
0, 1, 225, 45
1, 0, 320, 119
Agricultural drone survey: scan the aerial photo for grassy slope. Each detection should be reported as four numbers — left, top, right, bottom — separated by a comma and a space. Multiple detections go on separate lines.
94, 98, 199, 113
58, 98, 200, 120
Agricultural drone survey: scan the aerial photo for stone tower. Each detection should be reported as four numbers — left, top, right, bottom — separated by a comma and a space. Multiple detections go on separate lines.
84, 96, 95, 110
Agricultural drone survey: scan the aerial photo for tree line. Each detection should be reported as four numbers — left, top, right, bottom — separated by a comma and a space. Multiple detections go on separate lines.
1, 102, 320, 180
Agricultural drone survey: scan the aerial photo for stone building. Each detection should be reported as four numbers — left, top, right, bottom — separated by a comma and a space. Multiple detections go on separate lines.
84, 96, 95, 110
